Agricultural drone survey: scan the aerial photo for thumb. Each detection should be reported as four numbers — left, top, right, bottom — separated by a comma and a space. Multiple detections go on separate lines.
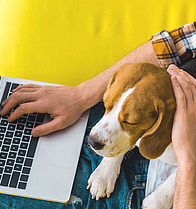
31, 118, 64, 137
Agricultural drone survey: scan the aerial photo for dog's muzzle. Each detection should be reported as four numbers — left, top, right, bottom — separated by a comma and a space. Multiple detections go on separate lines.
87, 136, 105, 150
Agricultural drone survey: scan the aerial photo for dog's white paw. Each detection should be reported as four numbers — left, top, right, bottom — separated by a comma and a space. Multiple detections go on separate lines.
87, 157, 122, 200
87, 167, 118, 200
142, 171, 176, 209
142, 184, 174, 209
142, 191, 165, 209
142, 193, 172, 209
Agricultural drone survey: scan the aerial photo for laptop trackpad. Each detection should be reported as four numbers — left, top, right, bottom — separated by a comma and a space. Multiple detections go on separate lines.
35, 114, 88, 167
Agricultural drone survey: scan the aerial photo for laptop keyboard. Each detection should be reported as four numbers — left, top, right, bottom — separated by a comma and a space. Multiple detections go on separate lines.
0, 82, 45, 190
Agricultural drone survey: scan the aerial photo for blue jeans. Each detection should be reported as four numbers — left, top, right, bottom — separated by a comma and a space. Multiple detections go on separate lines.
0, 101, 149, 209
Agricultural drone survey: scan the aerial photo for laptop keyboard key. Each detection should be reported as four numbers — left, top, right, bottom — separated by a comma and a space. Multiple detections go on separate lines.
4, 138, 12, 145
27, 137, 39, 158
8, 152, 17, 159
0, 160, 5, 166
24, 129, 31, 135
0, 127, 6, 133
4, 166, 12, 173
0, 152, 8, 159
26, 122, 34, 129
36, 114, 45, 123
2, 145, 10, 152
22, 167, 31, 174
6, 159, 14, 166
28, 115, 36, 121
18, 117, 26, 124
15, 131, 23, 138
0, 120, 8, 126
20, 143, 28, 149
14, 164, 22, 171
13, 138, 20, 144
0, 134, 4, 140
1, 174, 11, 186
18, 182, 27, 189
10, 83, 19, 91
8, 124, 16, 131
20, 174, 29, 182
11, 145, 19, 152
18, 150, 26, 157
11, 119, 18, 124
16, 157, 24, 164
9, 171, 20, 188
22, 136, 30, 142
24, 158, 33, 167
16, 124, 24, 130
6, 131, 14, 138
34, 123, 41, 127
2, 114, 10, 120
0, 167, 3, 174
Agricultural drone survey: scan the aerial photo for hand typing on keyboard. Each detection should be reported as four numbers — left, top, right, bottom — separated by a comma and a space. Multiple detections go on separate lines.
0, 84, 87, 137
0, 82, 49, 189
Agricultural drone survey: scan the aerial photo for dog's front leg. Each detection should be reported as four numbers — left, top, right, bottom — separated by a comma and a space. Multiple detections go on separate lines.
87, 154, 124, 200
142, 171, 176, 209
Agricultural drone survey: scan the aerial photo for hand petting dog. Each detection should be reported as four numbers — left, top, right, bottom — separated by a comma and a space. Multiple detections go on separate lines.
167, 65, 196, 209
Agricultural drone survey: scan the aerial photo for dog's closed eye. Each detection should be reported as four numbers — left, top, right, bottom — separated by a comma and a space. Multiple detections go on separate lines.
122, 121, 140, 125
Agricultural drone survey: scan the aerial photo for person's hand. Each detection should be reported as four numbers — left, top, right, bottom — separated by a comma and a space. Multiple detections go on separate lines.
0, 84, 86, 137
167, 65, 196, 165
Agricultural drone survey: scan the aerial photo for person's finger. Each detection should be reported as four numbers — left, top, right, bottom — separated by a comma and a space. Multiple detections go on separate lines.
167, 65, 196, 85
6, 102, 45, 122
0, 92, 38, 114
1, 86, 39, 107
12, 84, 41, 92
13, 87, 40, 93
168, 65, 195, 104
31, 118, 65, 137
171, 75, 187, 110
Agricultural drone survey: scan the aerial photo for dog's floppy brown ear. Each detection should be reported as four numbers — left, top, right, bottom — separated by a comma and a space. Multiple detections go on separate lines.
107, 63, 132, 89
139, 99, 175, 159
107, 73, 116, 88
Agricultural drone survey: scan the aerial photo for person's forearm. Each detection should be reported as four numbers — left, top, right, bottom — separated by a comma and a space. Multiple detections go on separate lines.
173, 162, 196, 208
78, 40, 159, 111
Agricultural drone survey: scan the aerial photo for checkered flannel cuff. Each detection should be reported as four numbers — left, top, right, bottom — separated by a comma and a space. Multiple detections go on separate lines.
151, 22, 196, 68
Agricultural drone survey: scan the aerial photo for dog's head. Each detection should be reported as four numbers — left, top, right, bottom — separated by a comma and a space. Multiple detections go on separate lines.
88, 63, 176, 159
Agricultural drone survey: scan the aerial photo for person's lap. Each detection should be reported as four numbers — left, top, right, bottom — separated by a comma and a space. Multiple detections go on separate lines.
2, 58, 196, 209
0, 101, 149, 209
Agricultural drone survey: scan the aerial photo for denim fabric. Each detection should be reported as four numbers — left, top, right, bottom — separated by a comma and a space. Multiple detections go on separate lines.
0, 101, 149, 209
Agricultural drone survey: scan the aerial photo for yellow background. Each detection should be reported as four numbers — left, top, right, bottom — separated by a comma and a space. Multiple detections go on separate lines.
0, 0, 195, 86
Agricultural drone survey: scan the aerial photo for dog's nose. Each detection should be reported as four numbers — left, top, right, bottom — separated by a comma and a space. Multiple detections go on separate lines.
87, 136, 105, 150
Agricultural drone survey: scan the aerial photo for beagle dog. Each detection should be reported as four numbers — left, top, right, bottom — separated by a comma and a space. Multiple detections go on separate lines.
87, 63, 177, 208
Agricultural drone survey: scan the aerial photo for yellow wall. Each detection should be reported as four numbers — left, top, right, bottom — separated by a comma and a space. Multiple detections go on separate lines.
0, 0, 195, 86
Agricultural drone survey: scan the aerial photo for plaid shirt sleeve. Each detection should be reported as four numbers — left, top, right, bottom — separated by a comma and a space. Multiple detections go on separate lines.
151, 22, 196, 68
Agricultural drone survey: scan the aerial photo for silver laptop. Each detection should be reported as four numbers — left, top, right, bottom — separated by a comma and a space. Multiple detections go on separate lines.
0, 76, 89, 203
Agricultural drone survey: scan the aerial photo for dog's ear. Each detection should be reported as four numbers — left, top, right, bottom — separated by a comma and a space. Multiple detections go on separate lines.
139, 99, 175, 159
107, 63, 133, 89
107, 72, 117, 89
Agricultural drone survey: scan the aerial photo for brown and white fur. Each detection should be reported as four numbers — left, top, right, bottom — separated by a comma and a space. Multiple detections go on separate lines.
87, 63, 177, 208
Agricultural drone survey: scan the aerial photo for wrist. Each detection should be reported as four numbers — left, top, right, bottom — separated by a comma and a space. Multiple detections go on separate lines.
177, 153, 196, 169
77, 80, 106, 113
177, 159, 196, 181
174, 162, 196, 208
77, 67, 116, 112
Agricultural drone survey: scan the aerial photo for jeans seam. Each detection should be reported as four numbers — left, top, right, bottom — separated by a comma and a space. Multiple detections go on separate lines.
124, 186, 145, 209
